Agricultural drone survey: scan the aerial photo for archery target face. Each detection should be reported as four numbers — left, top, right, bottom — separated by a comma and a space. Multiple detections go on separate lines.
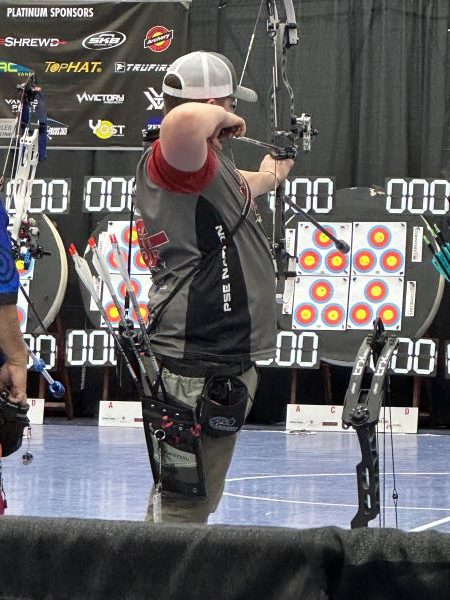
17, 281, 30, 332
291, 220, 407, 332
351, 222, 406, 276
96, 222, 151, 276
347, 276, 403, 330
100, 273, 151, 329
292, 276, 349, 330
296, 222, 352, 275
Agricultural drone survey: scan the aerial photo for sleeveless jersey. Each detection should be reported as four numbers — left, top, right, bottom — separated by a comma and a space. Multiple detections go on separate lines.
134, 144, 276, 363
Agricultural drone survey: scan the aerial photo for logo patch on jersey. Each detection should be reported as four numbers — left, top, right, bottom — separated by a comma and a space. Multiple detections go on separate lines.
236, 170, 261, 222
136, 219, 168, 269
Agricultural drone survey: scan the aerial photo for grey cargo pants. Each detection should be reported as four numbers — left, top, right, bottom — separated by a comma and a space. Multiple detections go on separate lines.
145, 365, 258, 523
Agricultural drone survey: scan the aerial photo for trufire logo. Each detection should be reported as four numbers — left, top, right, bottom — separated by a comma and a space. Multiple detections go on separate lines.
114, 62, 168, 73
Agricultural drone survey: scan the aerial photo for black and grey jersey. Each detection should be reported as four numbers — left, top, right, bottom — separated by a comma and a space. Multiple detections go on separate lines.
134, 147, 276, 363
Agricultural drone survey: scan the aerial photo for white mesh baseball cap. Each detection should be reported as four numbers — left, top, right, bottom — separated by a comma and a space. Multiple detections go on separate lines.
162, 51, 258, 102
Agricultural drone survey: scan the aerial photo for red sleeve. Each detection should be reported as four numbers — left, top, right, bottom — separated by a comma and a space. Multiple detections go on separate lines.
147, 139, 218, 194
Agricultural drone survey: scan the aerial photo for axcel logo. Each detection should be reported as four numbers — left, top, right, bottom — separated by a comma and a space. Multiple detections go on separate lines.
0, 37, 67, 47
82, 31, 126, 51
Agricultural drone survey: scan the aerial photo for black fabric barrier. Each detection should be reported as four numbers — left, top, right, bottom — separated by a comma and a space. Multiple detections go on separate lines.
0, 517, 450, 599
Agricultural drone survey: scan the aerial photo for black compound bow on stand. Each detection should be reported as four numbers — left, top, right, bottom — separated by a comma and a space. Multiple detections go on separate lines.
342, 318, 400, 529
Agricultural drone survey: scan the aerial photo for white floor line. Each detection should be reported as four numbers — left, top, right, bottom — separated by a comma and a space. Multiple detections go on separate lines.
223, 491, 450, 512
409, 515, 450, 532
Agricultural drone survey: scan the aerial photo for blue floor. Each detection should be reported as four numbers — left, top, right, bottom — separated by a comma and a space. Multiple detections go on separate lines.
3, 424, 450, 532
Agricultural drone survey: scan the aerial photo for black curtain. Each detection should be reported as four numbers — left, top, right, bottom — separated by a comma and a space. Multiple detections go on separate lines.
189, 0, 449, 188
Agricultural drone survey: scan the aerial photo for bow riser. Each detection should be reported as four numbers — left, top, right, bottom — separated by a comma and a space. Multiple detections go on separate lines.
10, 126, 39, 243
343, 319, 399, 528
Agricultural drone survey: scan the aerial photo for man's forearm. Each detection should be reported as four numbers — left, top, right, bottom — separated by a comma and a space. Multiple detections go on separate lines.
0, 304, 27, 363
238, 169, 279, 198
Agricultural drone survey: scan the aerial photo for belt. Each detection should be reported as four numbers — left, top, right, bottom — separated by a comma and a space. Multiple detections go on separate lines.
158, 356, 254, 378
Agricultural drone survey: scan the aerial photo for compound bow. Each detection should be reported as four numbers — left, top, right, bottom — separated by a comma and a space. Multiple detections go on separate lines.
0, 72, 64, 431
1, 73, 49, 270
225, 1, 349, 308
225, 2, 399, 528
342, 318, 399, 528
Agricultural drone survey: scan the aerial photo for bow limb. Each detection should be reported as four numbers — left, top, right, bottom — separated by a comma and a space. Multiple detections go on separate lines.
342, 319, 400, 528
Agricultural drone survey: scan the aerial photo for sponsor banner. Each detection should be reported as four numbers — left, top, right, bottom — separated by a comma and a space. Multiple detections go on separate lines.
0, 2, 188, 147
286, 404, 419, 434
98, 400, 143, 427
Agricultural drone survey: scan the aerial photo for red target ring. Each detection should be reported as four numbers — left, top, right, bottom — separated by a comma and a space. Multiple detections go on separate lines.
132, 303, 149, 322
294, 303, 318, 326
325, 250, 348, 273
145, 26, 173, 53
119, 278, 141, 299
364, 279, 388, 303
377, 304, 400, 327
121, 226, 139, 248
133, 250, 149, 272
298, 249, 322, 272
104, 302, 122, 324
322, 304, 345, 327
368, 225, 391, 249
313, 227, 335, 249
380, 250, 403, 273
353, 249, 376, 273
17, 305, 26, 328
350, 302, 373, 326
310, 280, 333, 303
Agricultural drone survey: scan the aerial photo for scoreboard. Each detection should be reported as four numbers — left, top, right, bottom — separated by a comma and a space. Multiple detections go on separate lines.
7, 175, 448, 375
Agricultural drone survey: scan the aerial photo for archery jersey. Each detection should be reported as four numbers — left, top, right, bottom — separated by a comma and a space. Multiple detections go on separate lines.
134, 140, 277, 363
0, 200, 18, 305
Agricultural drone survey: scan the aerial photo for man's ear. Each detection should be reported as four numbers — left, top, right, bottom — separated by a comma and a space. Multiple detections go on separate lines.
206, 98, 217, 105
